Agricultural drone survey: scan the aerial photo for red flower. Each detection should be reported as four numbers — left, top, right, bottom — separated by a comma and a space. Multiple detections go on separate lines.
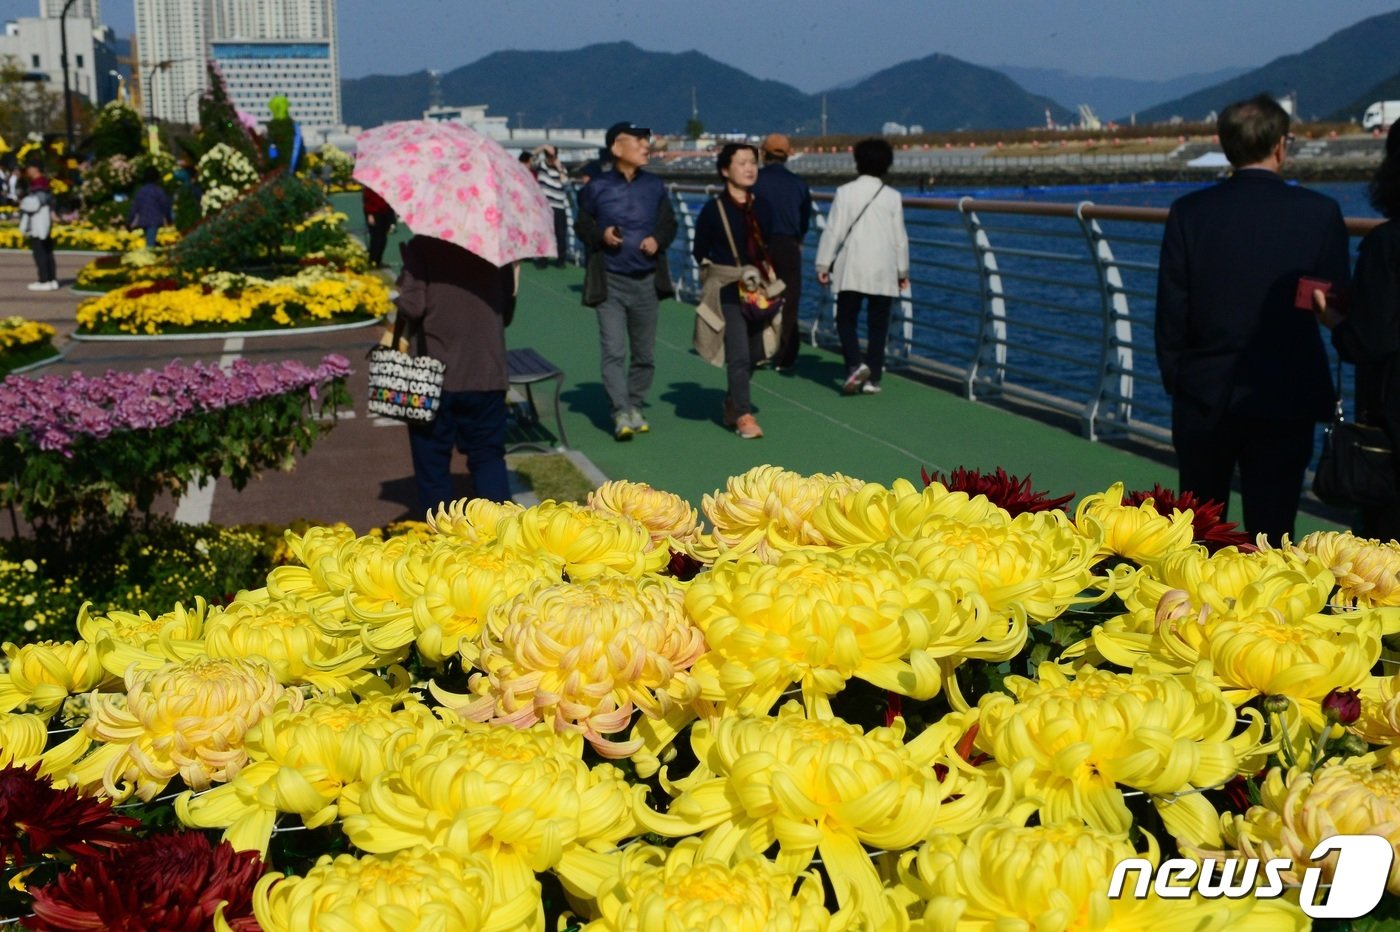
1122, 485, 1254, 553
667, 549, 703, 582
921, 466, 1073, 517
0, 765, 138, 867
1322, 688, 1362, 726
26, 832, 264, 932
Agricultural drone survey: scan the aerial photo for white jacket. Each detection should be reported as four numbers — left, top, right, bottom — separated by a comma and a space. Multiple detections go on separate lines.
18, 191, 52, 240
814, 175, 908, 297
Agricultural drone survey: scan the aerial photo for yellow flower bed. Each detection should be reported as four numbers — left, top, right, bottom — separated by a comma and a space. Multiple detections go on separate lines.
0, 221, 178, 253
0, 316, 55, 352
75, 267, 393, 335
8, 468, 1400, 928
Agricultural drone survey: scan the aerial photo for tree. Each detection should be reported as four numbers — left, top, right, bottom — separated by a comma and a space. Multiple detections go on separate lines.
194, 62, 261, 170
87, 100, 144, 159
0, 55, 66, 142
684, 117, 705, 141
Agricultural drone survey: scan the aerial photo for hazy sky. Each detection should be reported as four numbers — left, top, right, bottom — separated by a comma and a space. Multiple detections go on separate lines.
8, 0, 1399, 90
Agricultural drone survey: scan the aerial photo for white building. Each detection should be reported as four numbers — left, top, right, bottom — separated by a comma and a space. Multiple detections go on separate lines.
134, 0, 212, 123
39, 0, 101, 20
0, 15, 118, 106
212, 38, 340, 130
136, 0, 340, 126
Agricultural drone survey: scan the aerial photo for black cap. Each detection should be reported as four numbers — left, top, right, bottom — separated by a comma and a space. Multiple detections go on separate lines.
606, 121, 651, 148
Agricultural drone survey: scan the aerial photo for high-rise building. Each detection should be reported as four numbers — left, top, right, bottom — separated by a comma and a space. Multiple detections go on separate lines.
135, 0, 340, 127
39, 0, 101, 21
133, 0, 212, 123
0, 14, 119, 106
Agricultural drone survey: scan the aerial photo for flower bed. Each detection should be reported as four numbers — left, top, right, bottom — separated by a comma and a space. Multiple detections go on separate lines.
1, 465, 1397, 927
0, 355, 351, 529
0, 222, 178, 254
72, 248, 171, 293
74, 268, 391, 336
0, 317, 59, 376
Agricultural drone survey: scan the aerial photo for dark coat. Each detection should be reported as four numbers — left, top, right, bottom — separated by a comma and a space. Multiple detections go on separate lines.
1155, 169, 1352, 426
127, 182, 172, 229
1332, 220, 1400, 448
394, 236, 513, 393
574, 173, 677, 307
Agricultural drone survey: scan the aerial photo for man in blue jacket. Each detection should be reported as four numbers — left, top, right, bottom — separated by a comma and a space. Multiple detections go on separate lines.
752, 133, 811, 372
1156, 94, 1351, 543
575, 121, 676, 441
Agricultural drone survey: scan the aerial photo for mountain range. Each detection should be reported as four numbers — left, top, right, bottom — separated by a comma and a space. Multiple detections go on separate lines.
340, 9, 1400, 134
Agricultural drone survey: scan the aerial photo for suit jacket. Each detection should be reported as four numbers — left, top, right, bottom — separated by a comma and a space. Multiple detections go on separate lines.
1332, 220, 1400, 451
1155, 169, 1351, 426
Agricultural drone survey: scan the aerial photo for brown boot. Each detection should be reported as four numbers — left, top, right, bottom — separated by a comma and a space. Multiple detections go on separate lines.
722, 396, 738, 428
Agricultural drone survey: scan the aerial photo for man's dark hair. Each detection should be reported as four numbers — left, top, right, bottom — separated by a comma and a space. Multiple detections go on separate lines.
853, 138, 894, 177
715, 142, 758, 179
141, 166, 161, 184
1370, 118, 1400, 219
1218, 94, 1290, 168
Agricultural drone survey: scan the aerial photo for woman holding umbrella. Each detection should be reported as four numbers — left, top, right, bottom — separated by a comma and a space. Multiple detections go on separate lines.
354, 121, 557, 513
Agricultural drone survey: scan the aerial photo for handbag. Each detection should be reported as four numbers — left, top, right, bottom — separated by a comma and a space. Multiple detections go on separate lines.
366, 317, 446, 423
715, 195, 785, 325
1313, 360, 1398, 508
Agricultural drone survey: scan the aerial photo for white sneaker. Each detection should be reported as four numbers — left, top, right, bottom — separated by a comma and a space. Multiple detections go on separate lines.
25, 282, 46, 291
43, 281, 60, 291
841, 364, 871, 395
861, 382, 882, 394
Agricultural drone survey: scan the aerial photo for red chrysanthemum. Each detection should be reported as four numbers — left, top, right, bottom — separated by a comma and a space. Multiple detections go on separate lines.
921, 466, 1074, 517
0, 765, 138, 868
26, 831, 264, 932
667, 549, 704, 582
1122, 485, 1254, 553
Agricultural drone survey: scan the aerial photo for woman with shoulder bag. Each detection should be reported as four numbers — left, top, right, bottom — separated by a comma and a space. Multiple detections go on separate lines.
814, 138, 909, 396
692, 142, 781, 439
1315, 118, 1400, 540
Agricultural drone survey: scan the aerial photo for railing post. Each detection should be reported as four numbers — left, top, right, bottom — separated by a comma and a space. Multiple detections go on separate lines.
809, 196, 834, 347
956, 196, 1007, 401
1075, 201, 1135, 441
668, 184, 703, 302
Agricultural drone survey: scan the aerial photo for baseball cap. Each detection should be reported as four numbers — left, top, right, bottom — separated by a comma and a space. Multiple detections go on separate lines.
761, 133, 792, 158
606, 121, 652, 148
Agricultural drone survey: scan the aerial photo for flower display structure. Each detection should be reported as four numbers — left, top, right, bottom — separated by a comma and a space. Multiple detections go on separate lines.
3, 465, 1398, 928
0, 355, 351, 528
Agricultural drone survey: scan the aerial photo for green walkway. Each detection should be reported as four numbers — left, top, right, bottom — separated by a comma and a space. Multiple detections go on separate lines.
509, 266, 1340, 534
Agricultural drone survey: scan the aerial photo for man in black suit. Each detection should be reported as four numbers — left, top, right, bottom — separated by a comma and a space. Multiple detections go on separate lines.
1156, 94, 1351, 543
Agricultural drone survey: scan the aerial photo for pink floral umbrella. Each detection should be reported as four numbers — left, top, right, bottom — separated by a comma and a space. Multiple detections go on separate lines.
353, 120, 556, 266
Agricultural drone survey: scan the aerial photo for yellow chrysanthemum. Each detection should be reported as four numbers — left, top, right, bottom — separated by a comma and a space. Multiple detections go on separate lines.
177, 691, 446, 854
403, 541, 561, 664
203, 595, 387, 691
696, 465, 863, 562
494, 501, 667, 578
577, 838, 847, 932
338, 533, 428, 636
433, 575, 704, 756
0, 711, 90, 778
265, 524, 360, 606
0, 640, 111, 719
72, 656, 297, 801
77, 598, 211, 652
900, 819, 1305, 931
1289, 531, 1400, 634
426, 497, 524, 543
636, 702, 1003, 928
975, 664, 1263, 845
340, 723, 634, 910
587, 479, 702, 549
1094, 568, 1381, 728
244, 847, 536, 932
1203, 750, 1400, 896
1074, 482, 1198, 565
683, 547, 993, 717
807, 477, 1013, 548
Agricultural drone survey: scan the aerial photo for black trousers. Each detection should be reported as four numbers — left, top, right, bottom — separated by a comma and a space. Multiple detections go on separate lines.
366, 209, 394, 267
537, 208, 568, 268
768, 235, 803, 368
1172, 409, 1316, 545
836, 291, 893, 382
29, 237, 55, 283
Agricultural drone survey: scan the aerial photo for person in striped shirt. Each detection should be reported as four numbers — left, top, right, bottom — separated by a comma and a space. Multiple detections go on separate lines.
532, 145, 570, 268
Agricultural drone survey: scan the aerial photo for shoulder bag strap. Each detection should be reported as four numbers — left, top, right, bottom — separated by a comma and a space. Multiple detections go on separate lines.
715, 195, 744, 271
829, 183, 886, 267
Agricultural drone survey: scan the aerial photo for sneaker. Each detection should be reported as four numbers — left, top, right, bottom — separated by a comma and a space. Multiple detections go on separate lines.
25, 282, 46, 291
861, 381, 882, 394
722, 397, 738, 428
842, 363, 871, 395
613, 413, 634, 442
735, 413, 764, 439
628, 409, 649, 434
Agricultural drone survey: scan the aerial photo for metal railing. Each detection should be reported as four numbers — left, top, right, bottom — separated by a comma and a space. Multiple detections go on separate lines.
637, 185, 1383, 446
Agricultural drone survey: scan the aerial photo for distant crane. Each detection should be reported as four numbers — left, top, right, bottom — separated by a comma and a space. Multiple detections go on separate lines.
1078, 104, 1102, 131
